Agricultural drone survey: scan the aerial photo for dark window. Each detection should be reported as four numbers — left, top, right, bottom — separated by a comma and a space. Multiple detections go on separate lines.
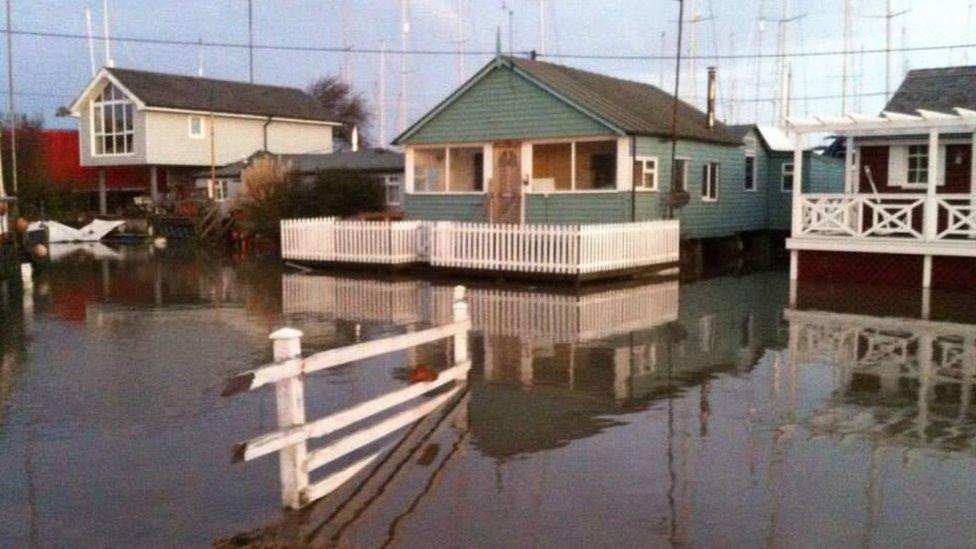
744, 155, 756, 190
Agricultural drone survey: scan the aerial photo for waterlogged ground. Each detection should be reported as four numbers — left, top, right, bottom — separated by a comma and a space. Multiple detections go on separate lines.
1, 243, 975, 547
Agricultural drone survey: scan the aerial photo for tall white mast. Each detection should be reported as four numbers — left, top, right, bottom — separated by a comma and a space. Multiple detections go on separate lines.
340, 0, 352, 85
455, 0, 465, 85
841, 0, 851, 113
197, 38, 204, 76
85, 8, 96, 76
102, 0, 113, 67
753, 1, 765, 123
398, 0, 409, 134
379, 40, 387, 146
863, 0, 908, 102
538, 0, 546, 55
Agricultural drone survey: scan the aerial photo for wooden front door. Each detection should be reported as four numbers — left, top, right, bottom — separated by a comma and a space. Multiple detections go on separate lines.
491, 142, 522, 224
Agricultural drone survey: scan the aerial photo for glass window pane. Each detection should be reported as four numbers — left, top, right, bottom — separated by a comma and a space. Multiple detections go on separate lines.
674, 160, 687, 191
574, 140, 616, 190
93, 105, 103, 133
413, 149, 446, 192
113, 104, 124, 132
124, 104, 133, 131
532, 143, 572, 190
449, 147, 484, 192
114, 135, 125, 153
104, 135, 114, 154
94, 134, 104, 154
124, 134, 133, 153
102, 107, 112, 135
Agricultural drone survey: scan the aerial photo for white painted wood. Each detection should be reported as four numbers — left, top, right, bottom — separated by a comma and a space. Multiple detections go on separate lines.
922, 254, 932, 289
790, 133, 805, 237
787, 234, 976, 257
304, 385, 461, 472
236, 361, 470, 462
924, 129, 940, 241
270, 328, 308, 510
300, 449, 385, 506
844, 137, 854, 192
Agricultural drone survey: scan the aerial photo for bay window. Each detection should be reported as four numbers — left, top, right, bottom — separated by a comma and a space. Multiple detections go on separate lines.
413, 146, 483, 193
91, 82, 134, 156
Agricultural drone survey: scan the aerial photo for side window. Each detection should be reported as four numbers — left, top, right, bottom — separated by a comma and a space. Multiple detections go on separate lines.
632, 156, 659, 190
781, 162, 794, 192
189, 115, 205, 138
744, 155, 756, 190
701, 162, 719, 202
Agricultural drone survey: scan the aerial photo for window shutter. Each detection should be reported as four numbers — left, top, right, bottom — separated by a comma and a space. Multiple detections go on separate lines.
887, 145, 906, 187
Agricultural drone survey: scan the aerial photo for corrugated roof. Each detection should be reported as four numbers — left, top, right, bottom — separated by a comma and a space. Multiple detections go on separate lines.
885, 65, 976, 115
106, 67, 338, 122
727, 124, 796, 152
503, 56, 742, 145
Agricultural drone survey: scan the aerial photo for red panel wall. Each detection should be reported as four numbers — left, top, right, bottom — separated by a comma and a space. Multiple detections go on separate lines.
40, 130, 160, 191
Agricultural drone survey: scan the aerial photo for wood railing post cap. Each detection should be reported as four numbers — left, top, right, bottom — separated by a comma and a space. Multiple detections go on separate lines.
269, 327, 304, 340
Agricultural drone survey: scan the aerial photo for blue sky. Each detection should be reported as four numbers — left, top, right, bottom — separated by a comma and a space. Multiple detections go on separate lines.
11, 0, 976, 143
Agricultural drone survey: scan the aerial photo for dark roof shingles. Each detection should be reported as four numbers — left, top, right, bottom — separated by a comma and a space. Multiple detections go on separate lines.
504, 57, 742, 145
107, 67, 336, 122
884, 66, 976, 115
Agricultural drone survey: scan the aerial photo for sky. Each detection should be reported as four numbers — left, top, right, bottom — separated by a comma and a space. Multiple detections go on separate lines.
9, 0, 976, 144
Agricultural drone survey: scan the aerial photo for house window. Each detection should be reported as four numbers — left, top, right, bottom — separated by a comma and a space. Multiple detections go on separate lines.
413, 146, 484, 193
744, 154, 756, 190
189, 115, 205, 138
781, 162, 794, 192
701, 162, 719, 202
531, 139, 617, 191
385, 174, 403, 206
91, 82, 134, 156
673, 158, 689, 192
633, 156, 659, 190
907, 145, 928, 185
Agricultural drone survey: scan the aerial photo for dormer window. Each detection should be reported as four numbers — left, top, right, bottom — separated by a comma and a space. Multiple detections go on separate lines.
188, 115, 205, 138
91, 82, 134, 155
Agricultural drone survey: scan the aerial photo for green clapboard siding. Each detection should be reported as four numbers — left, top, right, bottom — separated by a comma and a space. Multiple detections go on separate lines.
403, 66, 615, 144
632, 135, 767, 239
524, 193, 631, 224
765, 151, 845, 230
403, 194, 488, 222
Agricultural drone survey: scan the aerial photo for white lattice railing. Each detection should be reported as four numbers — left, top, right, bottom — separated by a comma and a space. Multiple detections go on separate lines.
280, 218, 429, 264
937, 194, 976, 240
429, 220, 680, 275
799, 194, 926, 239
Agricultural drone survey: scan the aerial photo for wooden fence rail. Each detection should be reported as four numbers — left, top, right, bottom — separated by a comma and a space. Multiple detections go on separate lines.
225, 286, 471, 509
280, 218, 428, 264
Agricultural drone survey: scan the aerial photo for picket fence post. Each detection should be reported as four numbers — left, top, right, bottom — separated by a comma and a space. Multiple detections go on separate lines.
270, 327, 308, 509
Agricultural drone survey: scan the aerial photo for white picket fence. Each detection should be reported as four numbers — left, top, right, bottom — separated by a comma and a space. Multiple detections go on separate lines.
281, 218, 680, 277
280, 218, 429, 265
429, 220, 680, 275
225, 286, 471, 509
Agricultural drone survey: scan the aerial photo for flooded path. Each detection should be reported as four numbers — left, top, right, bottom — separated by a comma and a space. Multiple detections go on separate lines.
1, 244, 975, 547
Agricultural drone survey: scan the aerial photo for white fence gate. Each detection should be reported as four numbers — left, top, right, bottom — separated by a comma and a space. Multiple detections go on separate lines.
225, 286, 471, 509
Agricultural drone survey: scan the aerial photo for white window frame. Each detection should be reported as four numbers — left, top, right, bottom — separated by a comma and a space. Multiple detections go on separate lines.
701, 161, 719, 202
526, 136, 622, 194
744, 153, 757, 191
781, 162, 795, 193
411, 145, 487, 195
634, 155, 659, 191
90, 82, 135, 157
889, 144, 947, 189
188, 115, 205, 139
384, 174, 403, 206
673, 157, 690, 193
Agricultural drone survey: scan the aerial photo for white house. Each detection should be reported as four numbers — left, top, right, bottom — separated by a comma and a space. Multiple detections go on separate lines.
68, 67, 341, 213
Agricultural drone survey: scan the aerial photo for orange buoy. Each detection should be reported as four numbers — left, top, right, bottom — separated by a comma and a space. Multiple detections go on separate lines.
32, 244, 48, 259
14, 217, 29, 233
409, 365, 438, 384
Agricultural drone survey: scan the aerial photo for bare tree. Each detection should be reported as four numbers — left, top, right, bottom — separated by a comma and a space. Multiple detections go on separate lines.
307, 75, 372, 148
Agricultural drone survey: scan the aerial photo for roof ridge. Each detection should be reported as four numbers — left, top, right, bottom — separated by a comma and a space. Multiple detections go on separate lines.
107, 66, 310, 94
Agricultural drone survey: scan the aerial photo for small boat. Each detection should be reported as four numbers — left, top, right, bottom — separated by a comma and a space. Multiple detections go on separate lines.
27, 219, 126, 243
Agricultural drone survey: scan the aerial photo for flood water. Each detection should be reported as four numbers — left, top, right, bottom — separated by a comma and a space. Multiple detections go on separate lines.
1, 243, 975, 548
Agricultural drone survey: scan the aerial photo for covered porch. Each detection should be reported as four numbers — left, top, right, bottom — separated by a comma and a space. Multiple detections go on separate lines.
783, 109, 976, 287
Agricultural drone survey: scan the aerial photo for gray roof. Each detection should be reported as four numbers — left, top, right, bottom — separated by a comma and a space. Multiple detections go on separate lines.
885, 66, 976, 115
106, 67, 337, 122
198, 149, 403, 178
504, 57, 741, 145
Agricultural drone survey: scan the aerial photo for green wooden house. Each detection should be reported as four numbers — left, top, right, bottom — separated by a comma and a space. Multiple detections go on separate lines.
393, 55, 841, 239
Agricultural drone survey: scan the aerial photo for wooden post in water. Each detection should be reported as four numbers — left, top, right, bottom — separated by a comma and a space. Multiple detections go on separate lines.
452, 285, 469, 372
270, 327, 308, 509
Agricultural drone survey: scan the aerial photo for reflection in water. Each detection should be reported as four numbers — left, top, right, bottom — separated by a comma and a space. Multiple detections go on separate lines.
5, 246, 976, 547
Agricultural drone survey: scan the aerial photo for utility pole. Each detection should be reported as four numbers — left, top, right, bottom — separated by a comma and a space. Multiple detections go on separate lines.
862, 0, 909, 102
399, 0, 409, 134
671, 0, 713, 108
6, 0, 16, 194
247, 0, 253, 82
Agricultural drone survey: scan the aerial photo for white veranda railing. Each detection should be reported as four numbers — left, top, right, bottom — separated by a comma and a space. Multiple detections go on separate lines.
799, 194, 926, 239
937, 194, 976, 240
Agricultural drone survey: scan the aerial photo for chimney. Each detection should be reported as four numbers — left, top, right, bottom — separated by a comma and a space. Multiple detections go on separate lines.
706, 66, 717, 130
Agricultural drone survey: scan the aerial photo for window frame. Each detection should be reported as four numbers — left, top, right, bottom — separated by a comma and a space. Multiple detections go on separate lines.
527, 137, 621, 194
411, 145, 487, 195
90, 82, 135, 157
781, 162, 795, 193
672, 157, 690, 193
384, 174, 403, 206
634, 155, 659, 191
188, 115, 206, 139
701, 161, 719, 202
744, 153, 757, 191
